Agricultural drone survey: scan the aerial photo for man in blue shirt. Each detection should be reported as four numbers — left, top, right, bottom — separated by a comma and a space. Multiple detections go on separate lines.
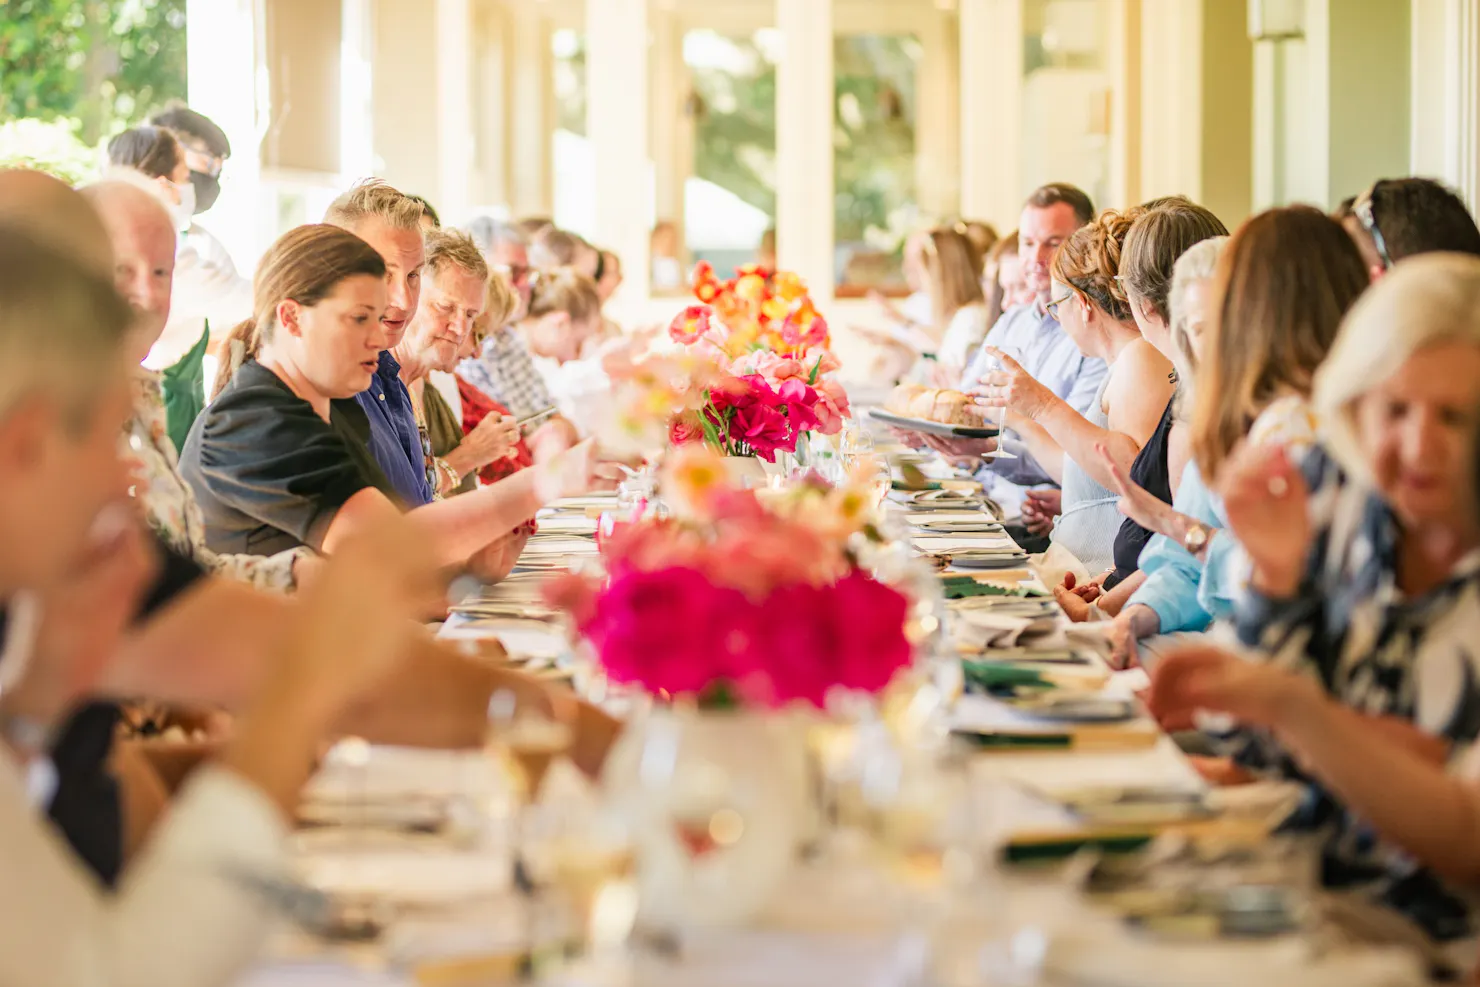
324, 180, 435, 506
924, 184, 1107, 546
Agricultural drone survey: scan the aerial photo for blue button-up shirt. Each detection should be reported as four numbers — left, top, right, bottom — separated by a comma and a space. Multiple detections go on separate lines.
960, 303, 1108, 513
353, 350, 433, 507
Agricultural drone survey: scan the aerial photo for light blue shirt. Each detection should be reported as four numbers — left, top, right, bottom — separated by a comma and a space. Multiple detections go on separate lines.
1124, 460, 1246, 633
961, 303, 1108, 512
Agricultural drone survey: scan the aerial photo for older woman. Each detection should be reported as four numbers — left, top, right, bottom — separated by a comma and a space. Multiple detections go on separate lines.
180, 224, 603, 563
106, 125, 210, 453
1150, 253, 1480, 953
975, 207, 1175, 575
1098, 208, 1368, 662
79, 178, 310, 592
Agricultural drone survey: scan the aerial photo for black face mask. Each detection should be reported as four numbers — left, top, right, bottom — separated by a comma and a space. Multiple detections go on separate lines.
188, 171, 221, 214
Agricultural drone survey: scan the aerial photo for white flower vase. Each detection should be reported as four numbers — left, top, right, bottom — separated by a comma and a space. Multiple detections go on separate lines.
722, 455, 769, 488
602, 707, 811, 929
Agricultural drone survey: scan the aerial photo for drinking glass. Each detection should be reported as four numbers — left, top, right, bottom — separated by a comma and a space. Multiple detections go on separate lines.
982, 349, 1020, 460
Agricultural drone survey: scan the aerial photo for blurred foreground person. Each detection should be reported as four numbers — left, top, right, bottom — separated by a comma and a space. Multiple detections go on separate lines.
0, 220, 443, 987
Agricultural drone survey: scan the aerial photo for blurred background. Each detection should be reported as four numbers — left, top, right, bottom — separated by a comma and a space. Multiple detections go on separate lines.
0, 0, 1466, 329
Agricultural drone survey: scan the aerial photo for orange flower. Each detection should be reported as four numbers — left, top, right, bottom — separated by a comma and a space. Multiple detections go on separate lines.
662, 444, 729, 521
772, 271, 807, 303
734, 272, 767, 303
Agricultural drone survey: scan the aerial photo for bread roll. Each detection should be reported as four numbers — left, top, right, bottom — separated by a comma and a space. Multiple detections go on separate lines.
887, 383, 976, 425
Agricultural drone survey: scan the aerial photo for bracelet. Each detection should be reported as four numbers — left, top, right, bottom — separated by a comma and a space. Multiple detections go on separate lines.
434, 457, 462, 493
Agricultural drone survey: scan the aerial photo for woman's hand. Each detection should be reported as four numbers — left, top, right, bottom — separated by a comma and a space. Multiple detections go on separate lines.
972, 347, 1055, 421
1106, 611, 1141, 669
1148, 644, 1323, 733
1216, 443, 1310, 597
1097, 442, 1177, 537
1052, 571, 1104, 622
459, 413, 522, 468
1022, 487, 1061, 535
921, 433, 997, 469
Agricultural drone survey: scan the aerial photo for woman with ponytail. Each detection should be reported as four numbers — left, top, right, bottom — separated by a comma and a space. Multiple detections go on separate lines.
974, 207, 1176, 576
179, 224, 606, 566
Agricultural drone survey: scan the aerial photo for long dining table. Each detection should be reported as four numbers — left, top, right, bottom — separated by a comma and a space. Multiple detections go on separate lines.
238, 439, 1430, 987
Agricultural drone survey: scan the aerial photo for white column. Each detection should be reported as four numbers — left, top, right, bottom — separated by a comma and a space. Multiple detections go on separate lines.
650, 7, 689, 239
1138, 0, 1203, 204
185, 0, 265, 270
1443, 0, 1480, 209
1106, 0, 1141, 209
508, 6, 554, 217
587, 0, 651, 304
371, 0, 438, 194
473, 0, 511, 212
775, 0, 834, 303
340, 0, 376, 180
915, 8, 960, 220
435, 0, 475, 223
960, 0, 1022, 231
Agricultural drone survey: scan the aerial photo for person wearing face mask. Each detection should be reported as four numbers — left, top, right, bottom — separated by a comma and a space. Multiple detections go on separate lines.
106, 125, 245, 455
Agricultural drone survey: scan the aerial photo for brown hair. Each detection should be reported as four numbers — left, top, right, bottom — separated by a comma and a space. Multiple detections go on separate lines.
1025, 183, 1095, 226
106, 126, 183, 181
1050, 207, 1142, 323
424, 228, 489, 283
527, 268, 602, 325
955, 220, 999, 273
1191, 206, 1368, 479
324, 178, 424, 234
984, 230, 1020, 327
1120, 199, 1228, 324
214, 224, 387, 397
923, 227, 986, 329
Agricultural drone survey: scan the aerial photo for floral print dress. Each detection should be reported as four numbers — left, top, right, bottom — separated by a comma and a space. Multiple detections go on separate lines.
124, 372, 305, 593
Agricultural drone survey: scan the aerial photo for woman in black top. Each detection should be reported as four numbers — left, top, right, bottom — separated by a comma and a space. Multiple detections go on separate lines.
180, 224, 601, 565
1096, 200, 1227, 598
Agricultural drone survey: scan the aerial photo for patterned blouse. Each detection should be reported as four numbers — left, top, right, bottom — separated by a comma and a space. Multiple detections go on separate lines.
125, 372, 305, 593
1230, 442, 1480, 944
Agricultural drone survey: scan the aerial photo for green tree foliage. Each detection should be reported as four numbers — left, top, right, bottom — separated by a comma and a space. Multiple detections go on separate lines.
0, 0, 187, 144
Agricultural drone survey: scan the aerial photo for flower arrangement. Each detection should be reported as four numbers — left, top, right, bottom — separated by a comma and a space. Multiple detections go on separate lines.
659, 264, 850, 462
547, 446, 912, 709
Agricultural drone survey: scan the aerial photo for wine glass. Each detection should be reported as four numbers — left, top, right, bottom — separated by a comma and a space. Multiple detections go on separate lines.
981, 349, 1020, 461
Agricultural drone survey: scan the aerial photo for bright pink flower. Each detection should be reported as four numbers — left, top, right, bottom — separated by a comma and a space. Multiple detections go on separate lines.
711, 375, 796, 461
776, 379, 822, 434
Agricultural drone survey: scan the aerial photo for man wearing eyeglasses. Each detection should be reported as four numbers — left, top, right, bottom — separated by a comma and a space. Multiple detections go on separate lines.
146, 105, 253, 375
1336, 178, 1480, 282
460, 217, 579, 459
918, 184, 1108, 546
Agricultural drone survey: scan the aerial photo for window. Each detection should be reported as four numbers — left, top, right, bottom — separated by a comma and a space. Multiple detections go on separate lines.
681, 28, 779, 282
834, 33, 924, 296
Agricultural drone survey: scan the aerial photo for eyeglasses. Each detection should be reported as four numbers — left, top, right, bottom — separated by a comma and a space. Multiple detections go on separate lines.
1353, 180, 1393, 270
1045, 291, 1074, 320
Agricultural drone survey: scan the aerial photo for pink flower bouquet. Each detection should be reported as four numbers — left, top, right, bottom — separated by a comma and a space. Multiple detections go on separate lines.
546, 447, 911, 709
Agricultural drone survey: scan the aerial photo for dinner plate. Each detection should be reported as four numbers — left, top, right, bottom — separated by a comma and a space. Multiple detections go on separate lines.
867, 407, 999, 439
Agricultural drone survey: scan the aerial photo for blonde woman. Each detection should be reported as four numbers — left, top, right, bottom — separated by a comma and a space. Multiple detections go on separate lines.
1150, 253, 1480, 954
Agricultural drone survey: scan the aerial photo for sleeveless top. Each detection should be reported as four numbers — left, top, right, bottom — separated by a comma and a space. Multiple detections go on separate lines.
1049, 374, 1122, 574
1106, 394, 1176, 589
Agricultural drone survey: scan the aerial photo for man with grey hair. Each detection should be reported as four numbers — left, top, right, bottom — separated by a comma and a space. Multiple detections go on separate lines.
458, 216, 577, 456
